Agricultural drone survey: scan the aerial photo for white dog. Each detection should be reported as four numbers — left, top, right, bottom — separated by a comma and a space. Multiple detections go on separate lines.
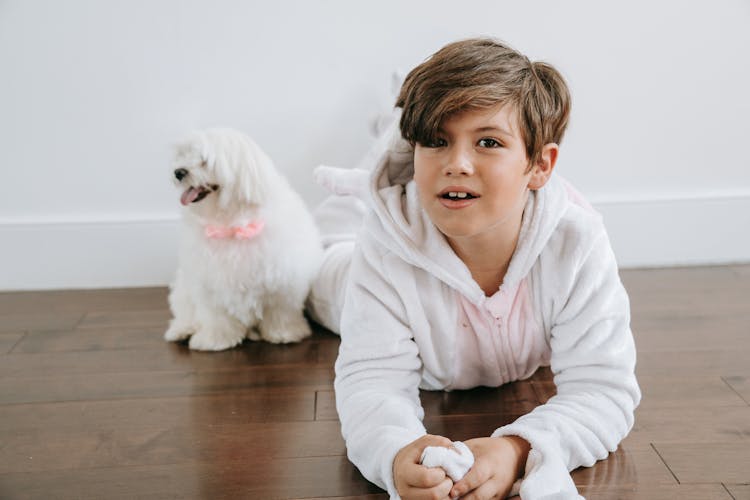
164, 128, 323, 350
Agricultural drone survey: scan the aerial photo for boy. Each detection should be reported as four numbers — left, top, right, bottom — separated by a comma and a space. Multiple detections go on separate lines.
308, 37, 640, 499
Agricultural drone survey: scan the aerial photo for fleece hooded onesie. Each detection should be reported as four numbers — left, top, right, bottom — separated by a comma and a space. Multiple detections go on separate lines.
308, 122, 641, 500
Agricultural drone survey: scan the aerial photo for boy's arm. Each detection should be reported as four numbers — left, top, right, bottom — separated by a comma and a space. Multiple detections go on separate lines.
492, 228, 641, 498
334, 231, 428, 497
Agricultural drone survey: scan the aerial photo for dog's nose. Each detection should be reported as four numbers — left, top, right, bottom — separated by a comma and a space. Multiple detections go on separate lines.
174, 168, 188, 181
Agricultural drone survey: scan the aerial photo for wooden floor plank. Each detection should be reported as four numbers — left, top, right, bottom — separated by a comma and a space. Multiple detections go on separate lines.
571, 447, 676, 487
315, 331, 341, 364
622, 265, 748, 303
632, 314, 750, 353
724, 483, 750, 499
315, 390, 338, 421
0, 420, 347, 474
578, 483, 733, 500
420, 382, 540, 416
731, 264, 750, 278
316, 392, 532, 437
653, 442, 750, 484
624, 406, 750, 448
0, 366, 334, 404
0, 287, 168, 315
637, 348, 750, 377
0, 457, 384, 500
76, 309, 171, 330
0, 390, 317, 432
0, 310, 83, 333
11, 326, 165, 353
0, 331, 24, 354
635, 374, 748, 410
0, 334, 332, 377
723, 375, 750, 405
423, 413, 525, 442
530, 380, 556, 404
295, 496, 388, 500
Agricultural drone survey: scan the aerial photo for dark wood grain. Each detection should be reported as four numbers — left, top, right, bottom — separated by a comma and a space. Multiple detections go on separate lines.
0, 366, 335, 405
724, 483, 750, 500
571, 447, 675, 487
0, 264, 748, 498
578, 484, 733, 500
652, 442, 750, 484
0, 331, 24, 354
724, 375, 750, 405
0, 310, 83, 333
0, 287, 168, 315
315, 390, 338, 421
635, 374, 748, 410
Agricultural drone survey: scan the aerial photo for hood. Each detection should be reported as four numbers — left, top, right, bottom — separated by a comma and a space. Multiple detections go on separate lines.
318, 114, 575, 305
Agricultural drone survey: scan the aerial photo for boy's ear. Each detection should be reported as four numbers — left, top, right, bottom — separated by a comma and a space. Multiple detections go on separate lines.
528, 143, 558, 190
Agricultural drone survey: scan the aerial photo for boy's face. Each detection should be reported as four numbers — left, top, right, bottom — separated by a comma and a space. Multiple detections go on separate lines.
413, 103, 538, 249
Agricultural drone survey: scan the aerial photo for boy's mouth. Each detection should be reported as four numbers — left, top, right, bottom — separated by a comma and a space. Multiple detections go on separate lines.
437, 187, 479, 209
441, 191, 477, 200
438, 187, 479, 200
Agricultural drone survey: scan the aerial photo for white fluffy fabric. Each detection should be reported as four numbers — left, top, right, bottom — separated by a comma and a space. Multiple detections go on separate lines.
419, 441, 474, 483
164, 128, 323, 350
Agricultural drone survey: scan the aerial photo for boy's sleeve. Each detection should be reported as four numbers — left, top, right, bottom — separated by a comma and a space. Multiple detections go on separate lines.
334, 230, 427, 497
492, 229, 641, 499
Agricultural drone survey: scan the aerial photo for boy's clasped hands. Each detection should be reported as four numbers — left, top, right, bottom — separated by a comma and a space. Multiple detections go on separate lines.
394, 434, 530, 499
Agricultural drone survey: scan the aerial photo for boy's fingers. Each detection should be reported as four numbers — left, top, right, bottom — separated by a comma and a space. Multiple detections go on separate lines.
398, 435, 445, 469
450, 460, 490, 498
435, 477, 454, 499
406, 463, 447, 488
395, 434, 455, 494
406, 434, 453, 463
419, 434, 454, 449
401, 477, 453, 500
458, 479, 499, 500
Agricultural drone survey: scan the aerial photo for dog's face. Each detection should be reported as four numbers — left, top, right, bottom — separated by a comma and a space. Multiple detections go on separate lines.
171, 129, 273, 217
172, 145, 219, 208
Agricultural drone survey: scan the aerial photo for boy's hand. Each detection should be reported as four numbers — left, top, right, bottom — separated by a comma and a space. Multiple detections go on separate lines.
393, 434, 455, 500
450, 436, 530, 500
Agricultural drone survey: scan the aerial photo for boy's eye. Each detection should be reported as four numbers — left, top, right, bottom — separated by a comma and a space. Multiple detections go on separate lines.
478, 138, 501, 148
422, 138, 447, 148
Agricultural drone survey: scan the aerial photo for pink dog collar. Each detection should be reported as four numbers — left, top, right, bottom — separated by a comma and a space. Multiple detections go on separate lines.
205, 220, 265, 240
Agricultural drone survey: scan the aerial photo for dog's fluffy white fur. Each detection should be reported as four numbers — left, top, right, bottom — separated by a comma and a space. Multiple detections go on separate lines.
165, 128, 323, 350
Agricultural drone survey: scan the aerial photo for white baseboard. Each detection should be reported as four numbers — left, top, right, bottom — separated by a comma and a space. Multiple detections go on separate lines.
1, 194, 749, 291
0, 216, 179, 291
594, 192, 750, 268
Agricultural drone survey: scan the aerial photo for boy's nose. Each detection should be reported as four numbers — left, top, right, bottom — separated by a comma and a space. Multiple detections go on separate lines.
444, 148, 474, 176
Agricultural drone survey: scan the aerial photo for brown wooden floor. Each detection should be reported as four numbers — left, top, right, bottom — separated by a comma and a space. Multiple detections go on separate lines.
1, 265, 749, 499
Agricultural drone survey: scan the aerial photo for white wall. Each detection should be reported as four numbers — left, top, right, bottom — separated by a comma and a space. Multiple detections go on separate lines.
1, 0, 749, 290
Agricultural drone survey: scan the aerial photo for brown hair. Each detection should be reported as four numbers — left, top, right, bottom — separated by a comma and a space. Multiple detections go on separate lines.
396, 37, 571, 167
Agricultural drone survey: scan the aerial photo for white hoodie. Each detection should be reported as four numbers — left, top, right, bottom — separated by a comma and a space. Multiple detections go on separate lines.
326, 126, 641, 499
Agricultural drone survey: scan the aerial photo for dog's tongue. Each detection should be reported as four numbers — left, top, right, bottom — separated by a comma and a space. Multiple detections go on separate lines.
181, 187, 200, 206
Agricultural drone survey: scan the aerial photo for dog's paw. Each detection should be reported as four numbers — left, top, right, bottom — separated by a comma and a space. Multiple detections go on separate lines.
164, 321, 194, 342
260, 314, 312, 344
246, 329, 262, 342
188, 331, 243, 351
